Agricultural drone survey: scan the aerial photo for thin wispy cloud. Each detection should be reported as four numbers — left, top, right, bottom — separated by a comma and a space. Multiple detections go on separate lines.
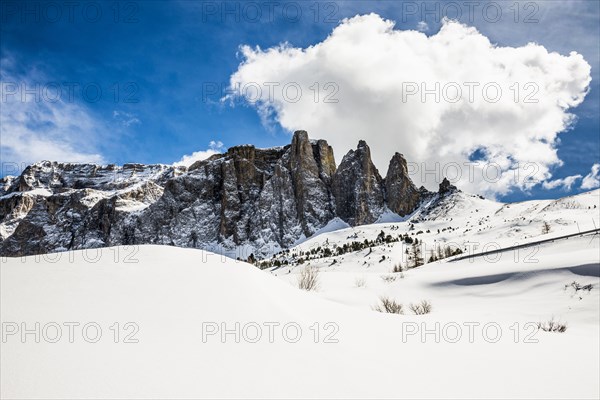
113, 110, 141, 127
581, 163, 600, 189
542, 175, 583, 190
1, 55, 108, 168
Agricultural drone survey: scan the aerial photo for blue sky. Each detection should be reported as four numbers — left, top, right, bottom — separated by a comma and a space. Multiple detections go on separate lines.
1, 0, 599, 202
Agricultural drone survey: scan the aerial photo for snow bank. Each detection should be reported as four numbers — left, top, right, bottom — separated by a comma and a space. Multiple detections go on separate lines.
1, 241, 599, 399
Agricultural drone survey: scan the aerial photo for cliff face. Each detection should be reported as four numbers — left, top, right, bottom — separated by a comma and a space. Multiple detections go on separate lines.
332, 140, 385, 226
0, 131, 430, 257
289, 131, 336, 237
385, 153, 421, 216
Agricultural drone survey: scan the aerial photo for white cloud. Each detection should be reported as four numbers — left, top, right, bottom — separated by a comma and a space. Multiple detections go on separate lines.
113, 110, 141, 127
1, 56, 107, 167
174, 141, 224, 167
581, 163, 600, 190
542, 175, 582, 190
417, 21, 429, 32
228, 14, 592, 198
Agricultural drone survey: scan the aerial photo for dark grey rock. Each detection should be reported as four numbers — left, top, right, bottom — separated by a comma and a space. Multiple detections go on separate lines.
0, 131, 427, 257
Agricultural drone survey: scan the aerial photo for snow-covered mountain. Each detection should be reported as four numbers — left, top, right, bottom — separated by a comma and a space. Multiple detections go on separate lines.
0, 131, 427, 257
261, 188, 599, 271
1, 130, 598, 260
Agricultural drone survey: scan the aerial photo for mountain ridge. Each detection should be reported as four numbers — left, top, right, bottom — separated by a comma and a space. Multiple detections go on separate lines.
2, 131, 595, 258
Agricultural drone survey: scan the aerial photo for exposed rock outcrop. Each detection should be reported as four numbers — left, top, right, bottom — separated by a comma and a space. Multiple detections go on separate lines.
0, 131, 428, 257
439, 177, 458, 196
384, 153, 421, 216
332, 140, 385, 226
289, 131, 336, 236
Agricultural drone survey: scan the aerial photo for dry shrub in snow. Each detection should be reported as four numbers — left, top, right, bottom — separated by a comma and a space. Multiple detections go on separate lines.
538, 319, 567, 333
381, 274, 402, 283
298, 266, 319, 291
354, 276, 366, 288
409, 300, 432, 315
566, 281, 593, 293
373, 296, 404, 314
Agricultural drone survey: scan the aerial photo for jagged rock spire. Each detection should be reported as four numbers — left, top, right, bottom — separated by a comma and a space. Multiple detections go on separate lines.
384, 153, 420, 216
332, 140, 385, 226
289, 130, 336, 236
439, 177, 458, 196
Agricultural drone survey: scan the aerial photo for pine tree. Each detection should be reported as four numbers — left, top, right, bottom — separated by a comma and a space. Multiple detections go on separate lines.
542, 221, 551, 234
409, 242, 424, 268
436, 244, 444, 260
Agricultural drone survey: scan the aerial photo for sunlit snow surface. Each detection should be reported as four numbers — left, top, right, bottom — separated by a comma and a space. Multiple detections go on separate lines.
2, 229, 599, 398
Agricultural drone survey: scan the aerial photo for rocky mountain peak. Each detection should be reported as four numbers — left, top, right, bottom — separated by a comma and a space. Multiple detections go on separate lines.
388, 152, 408, 173
439, 177, 458, 195
227, 144, 256, 157
1, 132, 428, 257
5, 161, 178, 195
314, 140, 336, 182
290, 131, 316, 169
291, 130, 310, 144
385, 152, 421, 216
288, 130, 336, 236
332, 140, 385, 226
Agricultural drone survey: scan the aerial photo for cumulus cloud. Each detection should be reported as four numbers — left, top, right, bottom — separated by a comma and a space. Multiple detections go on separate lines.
227, 14, 592, 198
542, 175, 582, 190
174, 140, 224, 167
581, 163, 600, 190
1, 55, 107, 169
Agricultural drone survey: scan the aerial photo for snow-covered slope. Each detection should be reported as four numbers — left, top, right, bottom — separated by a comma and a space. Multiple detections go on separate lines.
263, 189, 600, 271
1, 240, 598, 399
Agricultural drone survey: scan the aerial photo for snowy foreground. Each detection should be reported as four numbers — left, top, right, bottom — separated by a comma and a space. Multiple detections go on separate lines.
1, 234, 599, 398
